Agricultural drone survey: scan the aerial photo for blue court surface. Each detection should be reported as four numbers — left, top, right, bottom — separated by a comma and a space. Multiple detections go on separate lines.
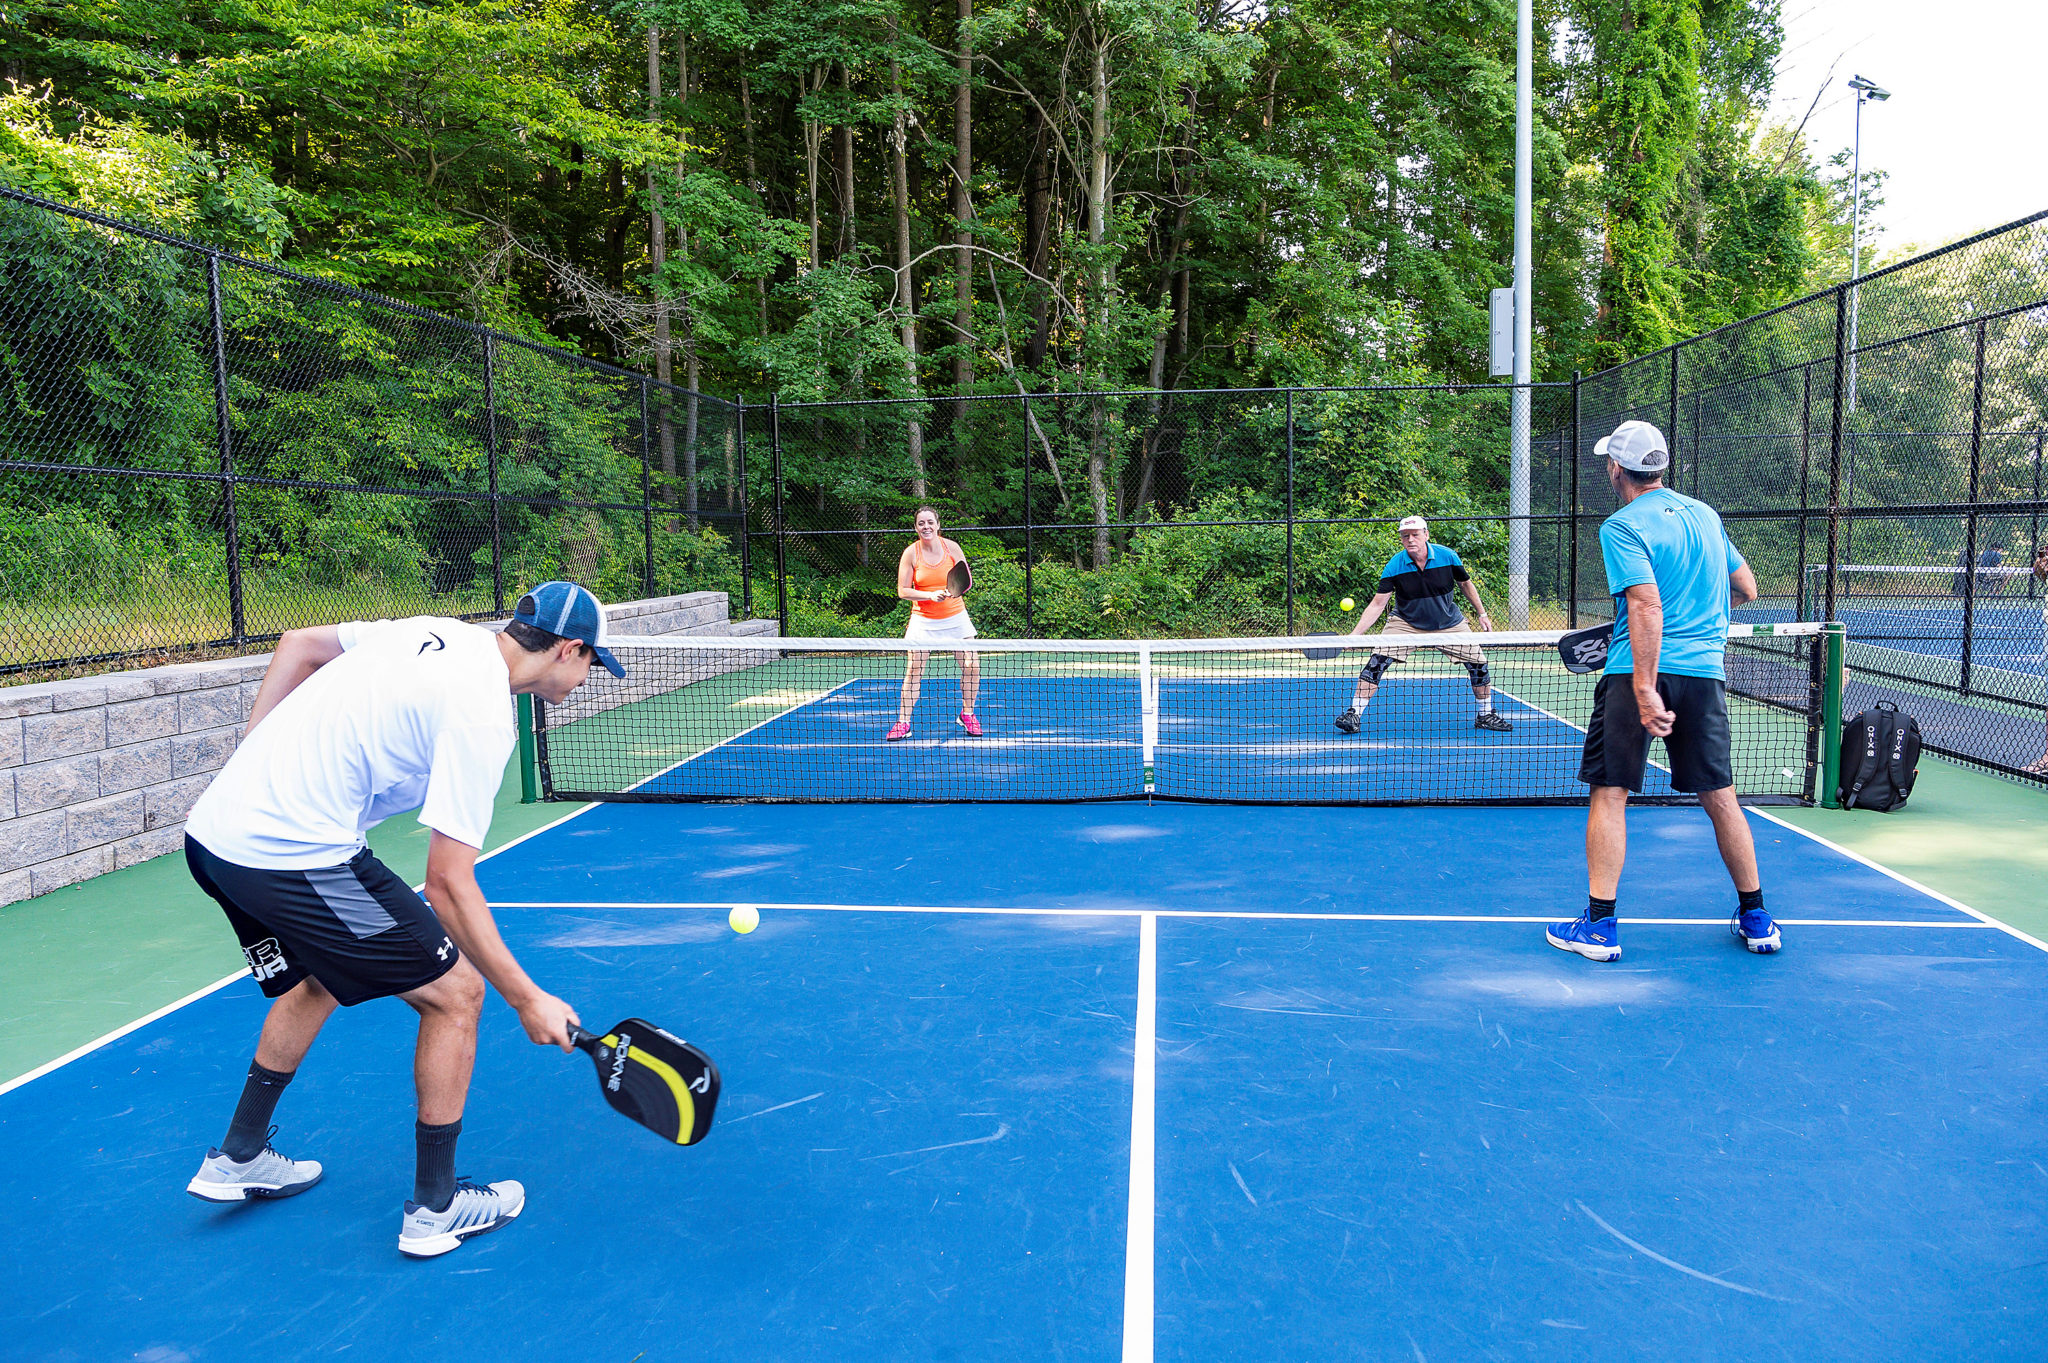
613, 674, 1686, 803
7, 801, 2048, 1360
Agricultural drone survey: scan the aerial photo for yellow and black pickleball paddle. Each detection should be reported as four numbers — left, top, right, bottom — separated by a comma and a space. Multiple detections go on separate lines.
569, 1019, 720, 1146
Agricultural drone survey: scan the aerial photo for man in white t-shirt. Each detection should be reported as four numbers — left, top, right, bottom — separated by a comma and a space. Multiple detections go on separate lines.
180, 581, 622, 1259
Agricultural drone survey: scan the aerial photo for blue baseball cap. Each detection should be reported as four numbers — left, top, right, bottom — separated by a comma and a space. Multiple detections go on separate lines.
513, 582, 625, 677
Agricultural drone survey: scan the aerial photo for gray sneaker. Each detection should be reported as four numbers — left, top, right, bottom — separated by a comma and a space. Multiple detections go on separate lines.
399, 1177, 526, 1258
1334, 708, 1361, 734
187, 1134, 323, 1202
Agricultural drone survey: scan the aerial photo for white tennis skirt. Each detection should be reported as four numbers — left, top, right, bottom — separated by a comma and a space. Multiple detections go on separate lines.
904, 610, 978, 644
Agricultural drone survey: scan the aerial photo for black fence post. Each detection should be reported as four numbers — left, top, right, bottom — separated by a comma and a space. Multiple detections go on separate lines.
206, 254, 246, 646
1668, 346, 1680, 487
736, 402, 752, 619
640, 378, 657, 597
770, 394, 789, 636
1285, 389, 1296, 634
483, 334, 504, 614
1021, 394, 1035, 634
1569, 371, 1581, 627
1797, 366, 1812, 619
1826, 287, 1848, 623
1962, 319, 1986, 695
2033, 430, 2043, 601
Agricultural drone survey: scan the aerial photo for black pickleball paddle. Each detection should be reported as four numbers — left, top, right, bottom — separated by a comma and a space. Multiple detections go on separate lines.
569, 1019, 721, 1146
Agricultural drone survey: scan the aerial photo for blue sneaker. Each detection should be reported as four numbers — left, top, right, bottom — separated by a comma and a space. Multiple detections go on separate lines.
1546, 913, 1620, 962
1733, 908, 1782, 953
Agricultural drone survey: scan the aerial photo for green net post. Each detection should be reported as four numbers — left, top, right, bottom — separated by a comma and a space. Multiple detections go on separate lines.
518, 693, 539, 804
1819, 624, 1846, 808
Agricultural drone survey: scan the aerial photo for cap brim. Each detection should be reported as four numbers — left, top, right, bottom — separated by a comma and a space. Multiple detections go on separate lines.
593, 645, 625, 678
1593, 435, 1611, 457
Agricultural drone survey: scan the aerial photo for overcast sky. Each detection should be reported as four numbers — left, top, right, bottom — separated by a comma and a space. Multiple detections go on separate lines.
1767, 0, 2048, 257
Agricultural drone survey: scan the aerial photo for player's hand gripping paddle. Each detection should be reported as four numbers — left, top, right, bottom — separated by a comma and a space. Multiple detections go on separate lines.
1557, 622, 1614, 675
944, 558, 973, 599
569, 1019, 720, 1146
1300, 631, 1344, 662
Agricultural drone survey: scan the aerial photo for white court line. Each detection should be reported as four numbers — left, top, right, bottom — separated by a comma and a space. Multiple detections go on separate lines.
0, 971, 248, 1099
0, 795, 606, 1095
1121, 912, 1157, 1363
498, 899, 1985, 928
1749, 807, 2048, 956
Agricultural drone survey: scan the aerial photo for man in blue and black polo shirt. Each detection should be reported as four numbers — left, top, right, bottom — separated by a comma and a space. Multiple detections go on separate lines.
1333, 515, 1512, 734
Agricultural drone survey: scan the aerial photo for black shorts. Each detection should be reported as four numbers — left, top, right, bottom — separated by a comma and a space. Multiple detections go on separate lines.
185, 836, 462, 1007
1578, 673, 1734, 795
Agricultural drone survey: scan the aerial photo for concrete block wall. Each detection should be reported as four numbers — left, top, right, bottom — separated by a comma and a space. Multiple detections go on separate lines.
0, 592, 773, 907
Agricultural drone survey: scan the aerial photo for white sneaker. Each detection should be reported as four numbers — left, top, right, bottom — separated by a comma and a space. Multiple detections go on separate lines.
187, 1136, 324, 1202
398, 1177, 526, 1258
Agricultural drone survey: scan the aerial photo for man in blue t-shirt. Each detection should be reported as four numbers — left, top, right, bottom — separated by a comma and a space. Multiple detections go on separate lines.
1546, 420, 1779, 963
1333, 515, 1512, 734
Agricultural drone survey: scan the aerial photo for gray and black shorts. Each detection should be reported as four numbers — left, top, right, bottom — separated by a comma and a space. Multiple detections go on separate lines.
185, 836, 462, 1006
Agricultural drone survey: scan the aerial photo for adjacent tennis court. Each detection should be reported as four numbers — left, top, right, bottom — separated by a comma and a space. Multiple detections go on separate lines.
6, 793, 2047, 1360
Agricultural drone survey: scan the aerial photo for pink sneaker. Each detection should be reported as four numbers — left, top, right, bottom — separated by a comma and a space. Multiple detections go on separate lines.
886, 722, 912, 741
956, 712, 983, 737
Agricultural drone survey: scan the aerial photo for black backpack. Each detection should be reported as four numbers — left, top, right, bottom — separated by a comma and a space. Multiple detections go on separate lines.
1837, 701, 1922, 812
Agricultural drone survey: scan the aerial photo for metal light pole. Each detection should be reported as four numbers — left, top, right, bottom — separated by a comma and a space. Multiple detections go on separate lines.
1846, 74, 1890, 413
1508, 0, 1532, 627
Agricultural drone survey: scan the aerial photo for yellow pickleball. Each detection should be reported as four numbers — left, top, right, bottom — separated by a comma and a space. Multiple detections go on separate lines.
1340, 597, 1355, 613
729, 904, 760, 934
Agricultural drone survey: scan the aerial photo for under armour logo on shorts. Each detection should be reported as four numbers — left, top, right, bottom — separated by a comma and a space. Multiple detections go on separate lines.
436, 938, 454, 961
243, 938, 289, 982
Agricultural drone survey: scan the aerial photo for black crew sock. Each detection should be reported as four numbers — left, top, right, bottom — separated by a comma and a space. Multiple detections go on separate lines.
415, 1118, 462, 1212
1738, 887, 1765, 914
221, 1061, 295, 1162
1587, 894, 1618, 923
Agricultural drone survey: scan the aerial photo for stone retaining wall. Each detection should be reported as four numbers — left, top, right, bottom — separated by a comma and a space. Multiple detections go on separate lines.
0, 592, 773, 906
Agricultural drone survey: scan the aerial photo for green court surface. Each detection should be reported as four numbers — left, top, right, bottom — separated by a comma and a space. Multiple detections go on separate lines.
3, 752, 2044, 1087
0, 755, 584, 1085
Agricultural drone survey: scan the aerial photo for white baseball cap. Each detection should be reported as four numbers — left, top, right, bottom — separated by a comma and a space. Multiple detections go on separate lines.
1595, 420, 1670, 473
1397, 515, 1428, 532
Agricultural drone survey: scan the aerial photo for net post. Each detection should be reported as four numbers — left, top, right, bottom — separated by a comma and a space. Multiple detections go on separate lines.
518, 694, 540, 803
1285, 389, 1296, 634
1138, 644, 1156, 797
1820, 624, 1846, 808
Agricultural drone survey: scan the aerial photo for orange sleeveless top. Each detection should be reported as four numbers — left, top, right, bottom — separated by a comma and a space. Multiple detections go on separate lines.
910, 542, 965, 619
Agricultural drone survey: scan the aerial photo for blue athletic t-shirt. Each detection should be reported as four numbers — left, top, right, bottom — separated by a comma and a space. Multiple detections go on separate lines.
1600, 488, 1746, 680
1377, 544, 1469, 631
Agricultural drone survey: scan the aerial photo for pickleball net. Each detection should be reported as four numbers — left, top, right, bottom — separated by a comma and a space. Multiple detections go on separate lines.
530, 624, 1833, 806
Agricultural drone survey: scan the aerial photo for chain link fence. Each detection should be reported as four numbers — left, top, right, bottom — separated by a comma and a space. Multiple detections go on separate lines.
1, 187, 747, 674
753, 384, 1575, 642
1577, 210, 2048, 786
5, 185, 2044, 787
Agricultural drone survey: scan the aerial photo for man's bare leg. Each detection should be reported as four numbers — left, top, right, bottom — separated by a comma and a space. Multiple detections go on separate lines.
403, 959, 485, 1127
1585, 785, 1629, 899
1697, 786, 1761, 893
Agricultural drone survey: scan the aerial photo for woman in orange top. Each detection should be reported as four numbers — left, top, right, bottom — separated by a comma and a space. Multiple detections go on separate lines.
889, 506, 982, 739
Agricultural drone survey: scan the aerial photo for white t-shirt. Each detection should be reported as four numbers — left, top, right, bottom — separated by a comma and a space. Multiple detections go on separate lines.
185, 617, 517, 870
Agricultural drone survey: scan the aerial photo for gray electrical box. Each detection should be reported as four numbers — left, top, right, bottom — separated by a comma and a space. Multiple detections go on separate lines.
1489, 288, 1515, 377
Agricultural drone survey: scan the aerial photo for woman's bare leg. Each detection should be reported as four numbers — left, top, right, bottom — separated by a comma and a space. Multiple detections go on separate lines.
898, 652, 929, 725
958, 650, 981, 713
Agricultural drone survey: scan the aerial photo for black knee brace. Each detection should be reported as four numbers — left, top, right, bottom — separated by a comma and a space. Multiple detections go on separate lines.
1464, 660, 1491, 688
1360, 653, 1394, 685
